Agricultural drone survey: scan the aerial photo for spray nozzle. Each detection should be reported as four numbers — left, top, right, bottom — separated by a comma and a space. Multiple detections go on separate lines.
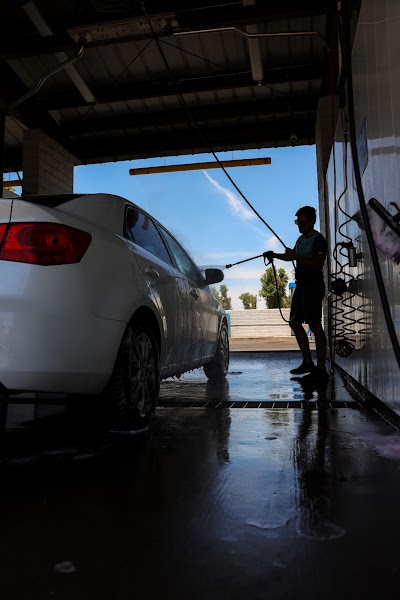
263, 251, 274, 264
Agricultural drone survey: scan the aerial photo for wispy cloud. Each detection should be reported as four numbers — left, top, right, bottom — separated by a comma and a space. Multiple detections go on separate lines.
203, 171, 255, 221
265, 234, 281, 252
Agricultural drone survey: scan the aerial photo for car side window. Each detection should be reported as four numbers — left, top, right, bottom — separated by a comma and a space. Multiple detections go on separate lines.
159, 226, 205, 286
124, 207, 172, 265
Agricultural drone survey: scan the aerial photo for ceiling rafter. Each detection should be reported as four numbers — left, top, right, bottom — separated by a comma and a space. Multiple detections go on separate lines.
61, 94, 319, 135
1, 0, 343, 167
33, 61, 322, 111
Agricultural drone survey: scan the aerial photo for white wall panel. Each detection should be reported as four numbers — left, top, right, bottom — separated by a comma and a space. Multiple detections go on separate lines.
324, 0, 400, 415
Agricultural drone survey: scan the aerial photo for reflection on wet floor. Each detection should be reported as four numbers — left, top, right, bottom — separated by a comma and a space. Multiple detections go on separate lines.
0, 353, 360, 468
159, 351, 360, 407
0, 352, 400, 598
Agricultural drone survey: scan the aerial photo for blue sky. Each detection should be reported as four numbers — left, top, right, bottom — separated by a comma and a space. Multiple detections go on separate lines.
74, 146, 319, 309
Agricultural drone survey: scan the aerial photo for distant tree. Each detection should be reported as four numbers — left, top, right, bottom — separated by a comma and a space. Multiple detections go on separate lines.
211, 284, 232, 309
239, 292, 257, 310
210, 285, 219, 299
260, 267, 290, 309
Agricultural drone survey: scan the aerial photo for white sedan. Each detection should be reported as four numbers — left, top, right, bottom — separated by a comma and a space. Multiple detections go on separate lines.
0, 193, 229, 428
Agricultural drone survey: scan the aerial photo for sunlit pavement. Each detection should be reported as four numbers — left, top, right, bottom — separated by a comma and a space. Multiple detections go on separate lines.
0, 352, 400, 599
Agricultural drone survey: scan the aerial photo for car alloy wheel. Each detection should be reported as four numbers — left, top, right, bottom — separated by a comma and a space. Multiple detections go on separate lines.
107, 322, 160, 430
218, 325, 229, 373
127, 330, 157, 418
204, 322, 229, 380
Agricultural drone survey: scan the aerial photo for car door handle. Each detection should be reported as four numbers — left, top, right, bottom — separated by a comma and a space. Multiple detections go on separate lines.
190, 288, 199, 300
144, 266, 160, 281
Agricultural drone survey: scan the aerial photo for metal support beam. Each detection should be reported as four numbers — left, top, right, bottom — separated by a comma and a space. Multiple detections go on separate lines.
75, 118, 314, 162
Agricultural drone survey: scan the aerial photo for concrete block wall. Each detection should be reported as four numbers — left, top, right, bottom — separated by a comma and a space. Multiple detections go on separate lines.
23, 129, 76, 195
227, 309, 292, 338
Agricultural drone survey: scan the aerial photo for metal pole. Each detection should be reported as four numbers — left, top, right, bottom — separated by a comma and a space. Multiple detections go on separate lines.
225, 252, 267, 269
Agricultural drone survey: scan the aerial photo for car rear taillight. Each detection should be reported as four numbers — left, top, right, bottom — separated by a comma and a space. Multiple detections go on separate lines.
0, 223, 92, 265
0, 224, 6, 245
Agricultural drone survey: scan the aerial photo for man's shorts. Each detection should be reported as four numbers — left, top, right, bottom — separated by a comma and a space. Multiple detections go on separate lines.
289, 281, 325, 325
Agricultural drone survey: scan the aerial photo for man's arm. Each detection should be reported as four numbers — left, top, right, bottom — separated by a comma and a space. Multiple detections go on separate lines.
266, 248, 326, 270
265, 248, 294, 262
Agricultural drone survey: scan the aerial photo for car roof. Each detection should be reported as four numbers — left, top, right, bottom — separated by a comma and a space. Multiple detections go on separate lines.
20, 193, 143, 234
14, 192, 170, 240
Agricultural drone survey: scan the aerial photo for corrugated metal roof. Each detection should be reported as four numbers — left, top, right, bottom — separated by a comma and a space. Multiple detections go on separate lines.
1, 0, 343, 171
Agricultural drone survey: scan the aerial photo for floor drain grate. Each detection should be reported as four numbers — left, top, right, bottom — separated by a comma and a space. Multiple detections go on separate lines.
158, 400, 363, 409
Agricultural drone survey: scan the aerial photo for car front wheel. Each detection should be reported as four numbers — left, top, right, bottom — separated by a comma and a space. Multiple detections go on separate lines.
204, 322, 229, 380
106, 322, 160, 430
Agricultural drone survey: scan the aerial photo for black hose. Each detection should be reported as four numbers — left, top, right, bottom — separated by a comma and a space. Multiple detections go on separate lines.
140, 0, 289, 250
341, 0, 400, 369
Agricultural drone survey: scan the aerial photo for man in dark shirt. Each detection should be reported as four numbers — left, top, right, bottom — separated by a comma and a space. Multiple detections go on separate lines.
266, 206, 328, 380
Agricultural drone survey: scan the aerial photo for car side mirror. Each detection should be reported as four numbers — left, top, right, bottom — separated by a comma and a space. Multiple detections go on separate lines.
204, 268, 224, 285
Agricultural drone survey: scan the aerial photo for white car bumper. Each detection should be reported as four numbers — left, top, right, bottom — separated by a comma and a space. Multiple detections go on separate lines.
0, 309, 126, 394
0, 261, 126, 395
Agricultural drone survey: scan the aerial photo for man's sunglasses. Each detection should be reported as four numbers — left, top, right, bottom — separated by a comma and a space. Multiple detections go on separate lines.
294, 219, 309, 225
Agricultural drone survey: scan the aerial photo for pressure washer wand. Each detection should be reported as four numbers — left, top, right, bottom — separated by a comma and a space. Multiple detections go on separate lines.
225, 252, 272, 269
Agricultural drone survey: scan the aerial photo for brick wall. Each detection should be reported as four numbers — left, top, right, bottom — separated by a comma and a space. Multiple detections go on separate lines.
23, 129, 76, 195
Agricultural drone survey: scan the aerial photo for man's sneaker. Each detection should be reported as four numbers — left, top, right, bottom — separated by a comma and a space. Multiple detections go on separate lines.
301, 367, 329, 382
290, 362, 314, 375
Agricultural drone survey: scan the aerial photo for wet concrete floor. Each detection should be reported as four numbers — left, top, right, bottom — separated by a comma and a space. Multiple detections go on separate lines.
1, 352, 400, 599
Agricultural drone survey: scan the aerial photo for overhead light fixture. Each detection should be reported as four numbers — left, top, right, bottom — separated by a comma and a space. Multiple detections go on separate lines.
68, 13, 178, 43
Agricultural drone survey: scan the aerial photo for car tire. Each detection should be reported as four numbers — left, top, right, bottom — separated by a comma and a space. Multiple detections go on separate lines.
204, 322, 229, 381
106, 321, 160, 430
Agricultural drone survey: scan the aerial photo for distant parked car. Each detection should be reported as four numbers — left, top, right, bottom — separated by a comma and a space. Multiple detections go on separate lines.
0, 193, 229, 428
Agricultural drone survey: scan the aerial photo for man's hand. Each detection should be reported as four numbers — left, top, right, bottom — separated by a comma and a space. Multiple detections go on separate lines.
284, 248, 297, 260
263, 250, 275, 262
263, 248, 297, 262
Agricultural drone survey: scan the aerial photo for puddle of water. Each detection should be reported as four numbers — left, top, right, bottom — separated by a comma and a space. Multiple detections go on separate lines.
296, 519, 347, 540
54, 561, 77, 574
246, 518, 289, 530
376, 442, 400, 459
